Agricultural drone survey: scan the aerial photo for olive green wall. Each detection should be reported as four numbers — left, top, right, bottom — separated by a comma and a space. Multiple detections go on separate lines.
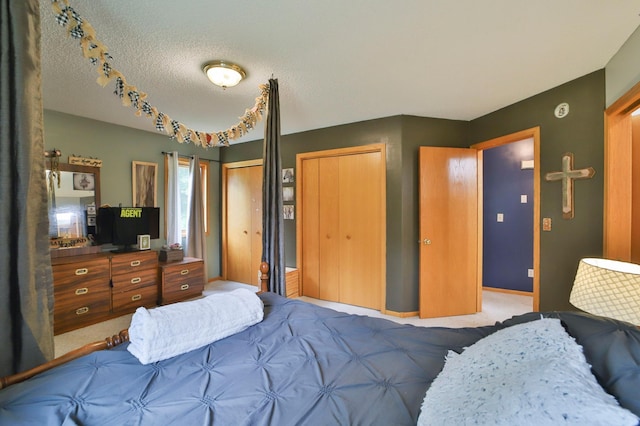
221, 71, 604, 312
43, 69, 606, 313
468, 69, 605, 311
606, 25, 640, 107
43, 110, 223, 278
221, 116, 470, 312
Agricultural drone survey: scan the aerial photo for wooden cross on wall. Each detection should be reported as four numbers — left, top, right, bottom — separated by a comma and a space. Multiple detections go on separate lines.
545, 152, 595, 219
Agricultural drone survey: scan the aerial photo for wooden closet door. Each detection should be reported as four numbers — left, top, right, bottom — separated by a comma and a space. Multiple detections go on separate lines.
338, 152, 382, 309
224, 163, 263, 286
226, 167, 252, 284
319, 157, 340, 301
300, 149, 383, 311
301, 159, 320, 298
249, 166, 263, 286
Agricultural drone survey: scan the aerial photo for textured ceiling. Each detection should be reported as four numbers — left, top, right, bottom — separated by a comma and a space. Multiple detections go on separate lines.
40, 1, 640, 145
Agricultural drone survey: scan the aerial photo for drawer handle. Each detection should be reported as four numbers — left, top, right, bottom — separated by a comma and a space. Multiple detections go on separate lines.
180, 284, 190, 291
130, 277, 142, 284
131, 294, 142, 302
130, 260, 141, 267
75, 268, 88, 276
180, 269, 190, 275
75, 307, 89, 315
75, 287, 89, 295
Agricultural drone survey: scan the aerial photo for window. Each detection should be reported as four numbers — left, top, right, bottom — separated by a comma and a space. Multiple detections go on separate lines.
165, 156, 209, 241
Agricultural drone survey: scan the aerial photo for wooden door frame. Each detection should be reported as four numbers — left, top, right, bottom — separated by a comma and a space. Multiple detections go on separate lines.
296, 144, 387, 312
471, 126, 541, 311
604, 81, 640, 261
221, 159, 263, 280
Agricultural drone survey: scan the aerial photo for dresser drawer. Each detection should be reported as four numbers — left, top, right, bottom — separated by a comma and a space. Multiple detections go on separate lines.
161, 281, 203, 304
159, 258, 204, 304
52, 257, 110, 291
111, 251, 158, 276
112, 284, 157, 314
111, 267, 157, 290
54, 280, 111, 307
53, 289, 111, 334
162, 261, 204, 285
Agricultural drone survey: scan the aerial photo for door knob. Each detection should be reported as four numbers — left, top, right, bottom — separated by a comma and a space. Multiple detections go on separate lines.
423, 238, 431, 245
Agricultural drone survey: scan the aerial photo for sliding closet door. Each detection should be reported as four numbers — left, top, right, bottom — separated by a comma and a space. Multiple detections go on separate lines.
338, 152, 382, 309
319, 157, 340, 301
301, 159, 320, 298
223, 160, 263, 286
299, 146, 385, 311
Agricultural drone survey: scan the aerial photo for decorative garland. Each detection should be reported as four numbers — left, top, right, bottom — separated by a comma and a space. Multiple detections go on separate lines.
49, 0, 269, 147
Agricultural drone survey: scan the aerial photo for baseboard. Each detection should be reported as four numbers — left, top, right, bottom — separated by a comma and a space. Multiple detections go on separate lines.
383, 309, 419, 318
483, 286, 532, 297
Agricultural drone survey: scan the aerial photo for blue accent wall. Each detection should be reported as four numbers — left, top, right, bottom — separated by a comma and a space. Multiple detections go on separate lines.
483, 139, 534, 292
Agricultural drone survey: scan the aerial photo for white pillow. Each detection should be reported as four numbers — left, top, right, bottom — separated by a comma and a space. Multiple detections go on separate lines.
418, 318, 638, 426
127, 288, 264, 364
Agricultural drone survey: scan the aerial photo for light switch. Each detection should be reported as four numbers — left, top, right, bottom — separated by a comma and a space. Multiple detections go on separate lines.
521, 194, 527, 203
497, 213, 504, 222
528, 269, 534, 278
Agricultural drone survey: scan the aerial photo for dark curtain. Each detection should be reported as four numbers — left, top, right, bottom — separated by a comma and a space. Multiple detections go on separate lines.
261, 79, 285, 295
0, 0, 54, 376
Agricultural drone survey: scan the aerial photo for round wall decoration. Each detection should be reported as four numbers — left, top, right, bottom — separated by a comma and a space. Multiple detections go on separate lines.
554, 102, 570, 119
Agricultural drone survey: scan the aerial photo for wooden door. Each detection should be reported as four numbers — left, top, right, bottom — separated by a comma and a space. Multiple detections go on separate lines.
223, 161, 263, 286
319, 157, 340, 301
419, 147, 478, 318
338, 152, 382, 309
226, 166, 252, 284
301, 156, 341, 302
299, 145, 385, 311
249, 165, 263, 286
301, 158, 321, 298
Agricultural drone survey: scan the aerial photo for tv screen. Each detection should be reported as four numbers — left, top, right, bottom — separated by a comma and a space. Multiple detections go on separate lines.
96, 207, 159, 251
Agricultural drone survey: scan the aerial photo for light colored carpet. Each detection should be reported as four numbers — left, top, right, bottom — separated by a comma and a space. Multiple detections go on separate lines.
54, 281, 532, 357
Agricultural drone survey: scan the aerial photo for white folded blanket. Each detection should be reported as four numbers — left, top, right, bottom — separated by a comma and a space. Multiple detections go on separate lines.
127, 288, 264, 364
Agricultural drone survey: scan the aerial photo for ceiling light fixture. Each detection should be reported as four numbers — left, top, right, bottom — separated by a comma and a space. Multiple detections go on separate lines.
203, 60, 246, 89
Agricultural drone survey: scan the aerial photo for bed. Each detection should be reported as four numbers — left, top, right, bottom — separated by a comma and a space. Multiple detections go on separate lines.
1, 287, 639, 425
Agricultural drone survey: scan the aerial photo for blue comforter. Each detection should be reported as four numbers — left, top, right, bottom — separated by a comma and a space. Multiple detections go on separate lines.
0, 292, 638, 425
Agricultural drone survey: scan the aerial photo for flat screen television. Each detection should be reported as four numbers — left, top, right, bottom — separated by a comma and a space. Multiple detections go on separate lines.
96, 207, 160, 252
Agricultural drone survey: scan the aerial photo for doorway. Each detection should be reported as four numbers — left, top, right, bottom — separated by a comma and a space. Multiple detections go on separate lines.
472, 127, 540, 311
604, 81, 640, 262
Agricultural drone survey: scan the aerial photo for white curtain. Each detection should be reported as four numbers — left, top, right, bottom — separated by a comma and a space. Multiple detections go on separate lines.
166, 151, 182, 246
185, 155, 206, 276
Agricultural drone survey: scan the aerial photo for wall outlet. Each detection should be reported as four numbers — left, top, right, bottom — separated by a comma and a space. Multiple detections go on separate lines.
528, 269, 534, 278
521, 194, 527, 203
497, 213, 504, 222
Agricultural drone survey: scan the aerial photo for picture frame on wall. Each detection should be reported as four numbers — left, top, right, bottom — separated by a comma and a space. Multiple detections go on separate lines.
72, 172, 95, 191
282, 186, 294, 202
282, 168, 294, 183
132, 161, 157, 207
283, 204, 294, 220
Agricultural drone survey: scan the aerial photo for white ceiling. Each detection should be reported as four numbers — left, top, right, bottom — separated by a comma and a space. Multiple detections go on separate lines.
40, 1, 640, 145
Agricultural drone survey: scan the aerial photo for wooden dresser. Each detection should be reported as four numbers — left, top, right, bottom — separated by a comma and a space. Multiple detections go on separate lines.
110, 251, 158, 315
158, 257, 205, 305
285, 267, 299, 298
52, 254, 111, 335
51, 251, 159, 335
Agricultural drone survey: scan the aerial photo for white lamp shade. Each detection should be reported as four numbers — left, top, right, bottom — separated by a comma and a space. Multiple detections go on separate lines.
570, 258, 640, 325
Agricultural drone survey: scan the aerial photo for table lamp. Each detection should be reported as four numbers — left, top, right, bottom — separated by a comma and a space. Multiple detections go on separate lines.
570, 258, 640, 325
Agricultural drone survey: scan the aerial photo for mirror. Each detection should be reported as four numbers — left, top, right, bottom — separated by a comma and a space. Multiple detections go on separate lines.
46, 163, 101, 251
